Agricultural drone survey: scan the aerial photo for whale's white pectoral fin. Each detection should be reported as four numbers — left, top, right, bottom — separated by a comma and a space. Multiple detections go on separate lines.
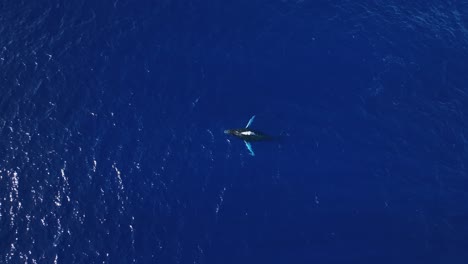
245, 115, 256, 128
244, 141, 255, 156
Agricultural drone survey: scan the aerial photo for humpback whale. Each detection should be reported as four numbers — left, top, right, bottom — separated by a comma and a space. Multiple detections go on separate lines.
224, 115, 270, 156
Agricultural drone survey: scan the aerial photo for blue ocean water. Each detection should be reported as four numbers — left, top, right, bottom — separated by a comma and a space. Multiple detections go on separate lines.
1, 0, 468, 263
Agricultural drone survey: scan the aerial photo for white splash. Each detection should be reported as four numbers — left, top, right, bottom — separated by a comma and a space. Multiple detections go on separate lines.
9, 170, 19, 227
215, 187, 227, 215
61, 165, 70, 202
206, 129, 214, 143
112, 163, 124, 191
54, 191, 62, 207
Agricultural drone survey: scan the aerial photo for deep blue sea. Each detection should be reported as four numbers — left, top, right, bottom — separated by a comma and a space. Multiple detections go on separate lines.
1, 0, 468, 263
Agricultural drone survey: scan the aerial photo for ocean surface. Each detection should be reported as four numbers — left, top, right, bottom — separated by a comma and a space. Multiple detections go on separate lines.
1, 0, 468, 263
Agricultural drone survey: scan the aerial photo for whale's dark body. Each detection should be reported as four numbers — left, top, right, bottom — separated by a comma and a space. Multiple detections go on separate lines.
223, 128, 270, 142
224, 116, 269, 156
